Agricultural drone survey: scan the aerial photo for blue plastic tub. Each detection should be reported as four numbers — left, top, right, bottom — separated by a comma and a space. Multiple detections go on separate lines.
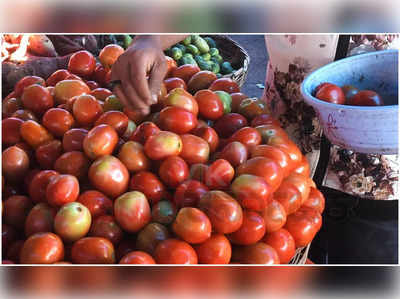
301, 49, 398, 154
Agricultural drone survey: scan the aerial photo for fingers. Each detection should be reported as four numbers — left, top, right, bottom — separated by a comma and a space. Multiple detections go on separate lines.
111, 60, 150, 115
121, 79, 150, 115
148, 55, 167, 101
130, 60, 155, 106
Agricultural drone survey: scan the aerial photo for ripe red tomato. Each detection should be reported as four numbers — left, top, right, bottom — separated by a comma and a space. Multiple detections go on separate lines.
238, 98, 269, 120
284, 206, 322, 247
187, 70, 218, 94
2, 146, 30, 182
255, 124, 289, 144
3, 195, 33, 229
129, 171, 166, 205
164, 88, 199, 115
189, 163, 208, 183
88, 155, 129, 198
94, 111, 129, 136
93, 64, 110, 86
54, 202, 91, 242
262, 228, 296, 264
164, 77, 187, 93
99, 44, 124, 69
136, 222, 170, 254
284, 173, 311, 205
46, 69, 71, 86
6, 240, 24, 262
20, 120, 53, 149
14, 76, 46, 97
2, 117, 24, 146
89, 215, 124, 245
11, 109, 38, 122
250, 144, 292, 177
114, 191, 151, 233
171, 64, 201, 83
90, 88, 113, 101
46, 174, 80, 207
42, 108, 75, 137
54, 79, 90, 105
154, 239, 198, 264
293, 156, 310, 177
65, 73, 83, 81
273, 180, 302, 215
267, 136, 302, 170
2, 224, 17, 254
213, 113, 248, 138
230, 92, 248, 113
303, 187, 325, 214
20, 232, 64, 264
130, 121, 161, 144
232, 242, 280, 264
315, 83, 345, 105
198, 190, 243, 234
68, 50, 96, 77
54, 151, 90, 179
71, 237, 115, 264
231, 174, 272, 211
25, 203, 56, 237
35, 140, 63, 169
261, 199, 287, 233
62, 128, 88, 152
72, 94, 103, 126
194, 89, 224, 120
209, 78, 240, 93
21, 84, 54, 116
219, 141, 248, 167
173, 179, 208, 208
77, 190, 113, 219
159, 156, 189, 188
144, 131, 182, 160
83, 124, 118, 160
204, 159, 234, 190
117, 141, 150, 173
315, 82, 332, 94
172, 207, 212, 244
194, 233, 232, 264
179, 134, 210, 165
119, 251, 156, 264
85, 80, 99, 90
159, 106, 197, 134
341, 85, 359, 101
228, 211, 266, 245
228, 126, 261, 149
251, 113, 281, 127
191, 126, 219, 153
2, 97, 23, 118
28, 170, 59, 203
148, 201, 176, 226
347, 90, 383, 106
237, 157, 283, 192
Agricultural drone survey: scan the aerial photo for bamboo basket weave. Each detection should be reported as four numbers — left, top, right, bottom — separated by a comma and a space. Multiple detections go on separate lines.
204, 35, 250, 87
289, 244, 311, 264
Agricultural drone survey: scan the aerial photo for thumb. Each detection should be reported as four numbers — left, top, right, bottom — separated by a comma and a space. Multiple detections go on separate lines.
148, 56, 167, 104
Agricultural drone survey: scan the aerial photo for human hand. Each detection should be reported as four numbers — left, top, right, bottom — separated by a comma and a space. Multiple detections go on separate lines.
111, 36, 167, 116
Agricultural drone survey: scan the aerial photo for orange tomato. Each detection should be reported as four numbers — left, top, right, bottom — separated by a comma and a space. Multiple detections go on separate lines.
54, 80, 90, 105
99, 44, 125, 69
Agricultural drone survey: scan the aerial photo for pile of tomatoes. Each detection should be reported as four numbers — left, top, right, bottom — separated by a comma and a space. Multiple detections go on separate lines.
315, 82, 383, 106
2, 43, 324, 264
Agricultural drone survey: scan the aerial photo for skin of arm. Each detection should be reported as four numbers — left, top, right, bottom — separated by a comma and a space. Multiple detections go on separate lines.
111, 35, 187, 115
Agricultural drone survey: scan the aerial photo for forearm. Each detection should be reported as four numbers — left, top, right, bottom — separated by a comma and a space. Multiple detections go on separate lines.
133, 35, 187, 50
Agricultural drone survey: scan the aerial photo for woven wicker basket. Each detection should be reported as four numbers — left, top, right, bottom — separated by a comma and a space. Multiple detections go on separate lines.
289, 244, 310, 264
204, 35, 250, 87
